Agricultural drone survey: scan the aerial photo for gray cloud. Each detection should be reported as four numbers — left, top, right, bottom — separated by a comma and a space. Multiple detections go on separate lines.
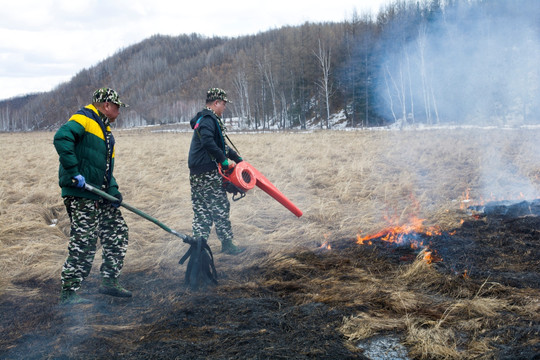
0, 0, 388, 100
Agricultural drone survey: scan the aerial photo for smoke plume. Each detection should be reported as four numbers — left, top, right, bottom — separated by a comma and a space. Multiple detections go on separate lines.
375, 1, 540, 127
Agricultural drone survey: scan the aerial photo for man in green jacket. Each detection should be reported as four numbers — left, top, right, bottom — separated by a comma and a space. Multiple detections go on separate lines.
54, 88, 132, 305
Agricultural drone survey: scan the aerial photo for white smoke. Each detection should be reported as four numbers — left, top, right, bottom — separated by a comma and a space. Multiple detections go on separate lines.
376, 1, 540, 126
480, 144, 540, 201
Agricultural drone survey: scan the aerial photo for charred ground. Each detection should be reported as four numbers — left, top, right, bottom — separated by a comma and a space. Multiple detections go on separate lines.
1, 207, 538, 359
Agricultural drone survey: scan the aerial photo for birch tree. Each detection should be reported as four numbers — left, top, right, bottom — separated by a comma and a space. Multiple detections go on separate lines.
314, 39, 332, 129
232, 68, 251, 128
258, 50, 279, 128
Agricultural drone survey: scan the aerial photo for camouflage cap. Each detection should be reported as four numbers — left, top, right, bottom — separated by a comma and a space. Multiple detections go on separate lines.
92, 88, 128, 107
206, 88, 231, 103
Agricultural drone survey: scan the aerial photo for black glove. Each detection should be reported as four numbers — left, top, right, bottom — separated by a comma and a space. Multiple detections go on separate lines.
111, 193, 122, 208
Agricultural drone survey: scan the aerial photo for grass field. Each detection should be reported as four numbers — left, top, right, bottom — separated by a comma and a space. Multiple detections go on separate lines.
1, 128, 539, 359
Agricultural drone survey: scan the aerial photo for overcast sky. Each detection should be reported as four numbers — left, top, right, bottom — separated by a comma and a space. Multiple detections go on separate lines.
0, 0, 390, 101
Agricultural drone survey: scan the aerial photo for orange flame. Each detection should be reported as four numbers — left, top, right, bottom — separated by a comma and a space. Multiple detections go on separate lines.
319, 233, 332, 250
356, 194, 444, 263
422, 249, 442, 264
423, 251, 434, 264
356, 214, 441, 248
460, 188, 472, 210
319, 241, 332, 250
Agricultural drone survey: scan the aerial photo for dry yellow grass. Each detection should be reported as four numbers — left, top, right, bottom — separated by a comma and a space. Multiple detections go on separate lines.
1, 128, 539, 358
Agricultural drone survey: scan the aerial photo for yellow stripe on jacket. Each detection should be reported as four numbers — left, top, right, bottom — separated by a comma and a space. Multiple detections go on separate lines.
68, 105, 115, 157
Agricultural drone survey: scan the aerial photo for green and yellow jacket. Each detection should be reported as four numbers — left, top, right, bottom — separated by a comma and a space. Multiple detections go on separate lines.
53, 104, 120, 200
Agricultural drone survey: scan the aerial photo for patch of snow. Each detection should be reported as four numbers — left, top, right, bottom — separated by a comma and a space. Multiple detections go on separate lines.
357, 335, 410, 360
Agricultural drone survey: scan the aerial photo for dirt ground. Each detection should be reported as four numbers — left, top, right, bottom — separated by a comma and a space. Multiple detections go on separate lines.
1, 205, 538, 359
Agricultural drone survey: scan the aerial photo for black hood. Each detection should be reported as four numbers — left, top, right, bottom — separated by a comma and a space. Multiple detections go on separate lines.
190, 109, 214, 129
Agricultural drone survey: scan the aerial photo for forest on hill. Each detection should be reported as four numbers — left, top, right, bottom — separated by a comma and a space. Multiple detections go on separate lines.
0, 0, 538, 131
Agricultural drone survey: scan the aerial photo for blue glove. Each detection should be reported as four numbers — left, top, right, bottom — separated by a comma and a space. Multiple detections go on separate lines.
73, 174, 86, 188
111, 193, 123, 208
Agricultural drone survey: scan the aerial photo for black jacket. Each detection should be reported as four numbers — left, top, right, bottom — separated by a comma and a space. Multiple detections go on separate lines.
188, 109, 241, 175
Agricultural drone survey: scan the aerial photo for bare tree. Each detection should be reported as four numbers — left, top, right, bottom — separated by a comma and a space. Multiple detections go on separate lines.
258, 50, 279, 128
314, 39, 333, 129
417, 23, 439, 125
232, 67, 251, 128
383, 63, 399, 124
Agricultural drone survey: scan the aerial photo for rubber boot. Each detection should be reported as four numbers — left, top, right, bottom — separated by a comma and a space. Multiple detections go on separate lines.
221, 239, 246, 255
60, 289, 91, 305
98, 277, 132, 298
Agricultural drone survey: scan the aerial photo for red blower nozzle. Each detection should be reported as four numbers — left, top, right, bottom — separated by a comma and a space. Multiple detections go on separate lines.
219, 161, 303, 217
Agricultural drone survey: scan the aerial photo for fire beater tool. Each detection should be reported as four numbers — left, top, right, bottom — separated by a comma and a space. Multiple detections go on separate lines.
81, 182, 217, 289
218, 161, 303, 217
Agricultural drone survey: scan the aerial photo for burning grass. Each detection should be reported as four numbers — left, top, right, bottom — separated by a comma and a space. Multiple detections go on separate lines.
1, 128, 539, 359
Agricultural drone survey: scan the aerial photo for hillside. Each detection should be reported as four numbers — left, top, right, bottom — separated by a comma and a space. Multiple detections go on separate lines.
0, 0, 538, 131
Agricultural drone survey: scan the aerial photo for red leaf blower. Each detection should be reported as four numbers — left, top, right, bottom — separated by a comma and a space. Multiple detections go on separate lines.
219, 161, 303, 217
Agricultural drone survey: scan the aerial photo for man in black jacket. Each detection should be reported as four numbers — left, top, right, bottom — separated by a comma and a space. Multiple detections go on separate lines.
188, 88, 245, 255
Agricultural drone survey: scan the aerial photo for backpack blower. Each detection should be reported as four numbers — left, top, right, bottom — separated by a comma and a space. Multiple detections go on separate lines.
218, 161, 303, 217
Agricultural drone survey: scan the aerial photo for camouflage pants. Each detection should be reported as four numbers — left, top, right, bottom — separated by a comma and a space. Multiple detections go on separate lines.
190, 170, 233, 244
61, 196, 129, 291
